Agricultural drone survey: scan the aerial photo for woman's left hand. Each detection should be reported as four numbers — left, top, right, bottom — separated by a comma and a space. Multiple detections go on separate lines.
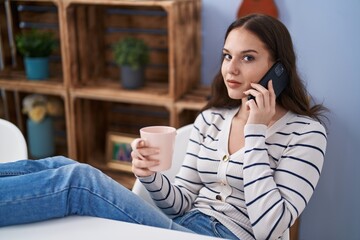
244, 80, 276, 125
131, 139, 160, 177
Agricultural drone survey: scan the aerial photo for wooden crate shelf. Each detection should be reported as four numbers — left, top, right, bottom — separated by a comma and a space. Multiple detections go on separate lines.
62, 0, 201, 100
0, 0, 202, 188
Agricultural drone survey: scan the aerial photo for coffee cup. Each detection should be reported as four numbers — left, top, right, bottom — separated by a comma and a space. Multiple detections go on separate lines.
132, 126, 176, 172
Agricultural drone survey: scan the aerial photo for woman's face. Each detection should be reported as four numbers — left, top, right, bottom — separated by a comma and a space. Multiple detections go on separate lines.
221, 27, 274, 100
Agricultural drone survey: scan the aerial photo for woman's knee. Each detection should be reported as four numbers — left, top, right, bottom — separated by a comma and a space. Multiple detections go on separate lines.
15, 156, 78, 173
48, 156, 77, 165
66, 163, 105, 184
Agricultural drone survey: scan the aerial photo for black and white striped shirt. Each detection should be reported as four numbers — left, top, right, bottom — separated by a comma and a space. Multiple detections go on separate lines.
140, 107, 327, 240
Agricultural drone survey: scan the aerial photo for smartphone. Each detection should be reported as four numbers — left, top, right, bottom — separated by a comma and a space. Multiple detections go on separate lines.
248, 61, 289, 101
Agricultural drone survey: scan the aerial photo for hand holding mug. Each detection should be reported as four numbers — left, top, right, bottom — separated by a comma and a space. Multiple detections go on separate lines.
131, 126, 176, 177
131, 139, 160, 177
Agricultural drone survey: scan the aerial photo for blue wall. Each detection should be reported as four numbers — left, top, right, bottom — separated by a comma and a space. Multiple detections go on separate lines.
201, 1, 360, 239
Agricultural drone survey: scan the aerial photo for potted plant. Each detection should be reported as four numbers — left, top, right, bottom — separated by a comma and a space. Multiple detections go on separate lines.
113, 37, 150, 89
15, 29, 57, 80
22, 94, 63, 158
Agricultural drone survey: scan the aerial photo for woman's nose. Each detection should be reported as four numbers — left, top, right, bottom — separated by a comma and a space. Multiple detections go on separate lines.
228, 60, 240, 75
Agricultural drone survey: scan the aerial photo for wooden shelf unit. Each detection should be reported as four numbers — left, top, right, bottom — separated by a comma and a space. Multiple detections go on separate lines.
60, 0, 202, 162
0, 0, 205, 187
0, 0, 73, 157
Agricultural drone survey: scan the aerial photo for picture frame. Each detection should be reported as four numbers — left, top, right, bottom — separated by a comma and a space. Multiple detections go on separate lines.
106, 132, 138, 172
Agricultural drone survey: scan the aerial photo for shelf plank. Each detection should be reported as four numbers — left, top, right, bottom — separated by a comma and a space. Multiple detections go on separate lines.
0, 78, 66, 96
70, 82, 174, 108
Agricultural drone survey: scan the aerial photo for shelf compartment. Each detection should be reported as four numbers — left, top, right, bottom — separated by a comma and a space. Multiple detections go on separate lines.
0, 1, 65, 84
63, 0, 201, 99
0, 90, 68, 158
71, 98, 168, 187
72, 98, 170, 162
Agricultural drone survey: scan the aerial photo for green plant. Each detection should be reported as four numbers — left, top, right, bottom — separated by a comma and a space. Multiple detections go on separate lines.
15, 30, 57, 58
113, 37, 150, 70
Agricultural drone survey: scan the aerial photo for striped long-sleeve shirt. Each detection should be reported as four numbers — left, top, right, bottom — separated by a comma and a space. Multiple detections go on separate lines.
139, 107, 327, 240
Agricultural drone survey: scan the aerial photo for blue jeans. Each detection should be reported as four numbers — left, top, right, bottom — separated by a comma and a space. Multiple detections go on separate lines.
174, 210, 239, 239
0, 156, 238, 239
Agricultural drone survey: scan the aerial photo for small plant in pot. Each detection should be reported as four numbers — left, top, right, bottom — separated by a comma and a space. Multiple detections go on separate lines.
113, 37, 150, 89
15, 29, 57, 80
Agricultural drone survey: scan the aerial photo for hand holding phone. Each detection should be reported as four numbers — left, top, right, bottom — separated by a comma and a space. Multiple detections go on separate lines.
247, 61, 289, 101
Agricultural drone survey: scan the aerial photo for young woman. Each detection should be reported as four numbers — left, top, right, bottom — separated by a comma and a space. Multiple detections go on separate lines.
0, 14, 327, 240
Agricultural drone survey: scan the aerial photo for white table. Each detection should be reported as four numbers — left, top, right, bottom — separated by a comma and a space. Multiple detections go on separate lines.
0, 216, 222, 240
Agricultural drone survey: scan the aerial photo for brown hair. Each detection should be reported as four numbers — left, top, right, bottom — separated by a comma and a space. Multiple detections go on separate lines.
203, 14, 328, 125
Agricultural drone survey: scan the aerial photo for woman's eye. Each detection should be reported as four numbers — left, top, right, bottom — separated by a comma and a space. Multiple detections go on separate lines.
243, 55, 254, 61
223, 53, 232, 60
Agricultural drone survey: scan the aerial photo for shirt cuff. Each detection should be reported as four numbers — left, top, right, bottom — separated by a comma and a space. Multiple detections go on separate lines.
244, 124, 267, 135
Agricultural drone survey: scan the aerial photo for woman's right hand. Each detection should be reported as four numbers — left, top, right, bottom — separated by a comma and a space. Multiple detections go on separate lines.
244, 80, 276, 125
131, 139, 160, 177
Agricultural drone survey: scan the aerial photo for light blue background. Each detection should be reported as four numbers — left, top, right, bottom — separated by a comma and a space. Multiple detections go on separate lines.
201, 1, 360, 239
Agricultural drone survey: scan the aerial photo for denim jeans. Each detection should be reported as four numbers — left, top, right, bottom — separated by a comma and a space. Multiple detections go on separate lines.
0, 156, 238, 239
174, 210, 239, 239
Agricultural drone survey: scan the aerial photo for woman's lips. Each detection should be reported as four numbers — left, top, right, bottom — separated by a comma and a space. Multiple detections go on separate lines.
227, 80, 241, 88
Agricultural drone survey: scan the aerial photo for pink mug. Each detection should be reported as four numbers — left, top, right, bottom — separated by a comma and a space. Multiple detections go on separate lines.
132, 126, 176, 171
